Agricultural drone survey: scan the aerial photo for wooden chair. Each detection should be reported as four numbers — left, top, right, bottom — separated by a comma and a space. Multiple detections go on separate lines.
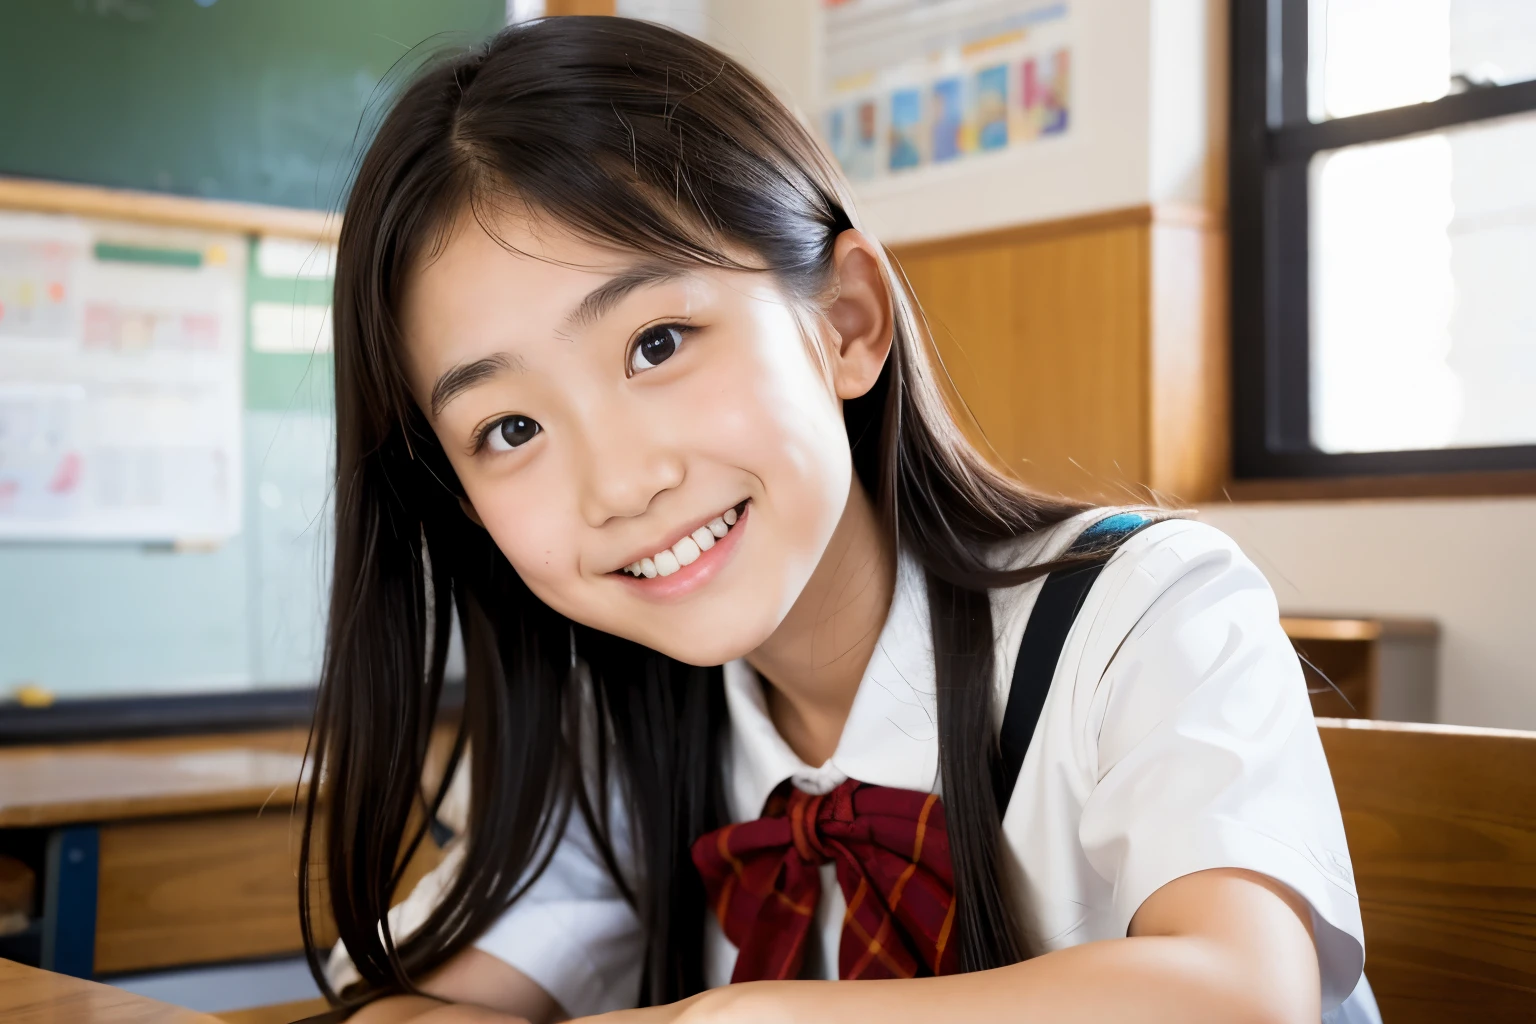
1318, 718, 1536, 1022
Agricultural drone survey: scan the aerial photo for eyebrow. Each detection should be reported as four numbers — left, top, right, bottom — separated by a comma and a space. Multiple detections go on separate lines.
429, 264, 686, 416
430, 351, 524, 416
564, 263, 686, 331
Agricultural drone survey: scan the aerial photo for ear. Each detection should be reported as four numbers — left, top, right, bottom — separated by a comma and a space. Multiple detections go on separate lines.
822, 229, 894, 401
458, 496, 485, 527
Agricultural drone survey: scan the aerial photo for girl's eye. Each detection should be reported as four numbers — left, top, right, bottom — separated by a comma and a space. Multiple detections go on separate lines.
628, 324, 688, 375
485, 415, 542, 452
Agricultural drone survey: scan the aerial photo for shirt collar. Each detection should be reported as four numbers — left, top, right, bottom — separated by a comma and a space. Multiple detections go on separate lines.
722, 548, 940, 821
720, 509, 1120, 822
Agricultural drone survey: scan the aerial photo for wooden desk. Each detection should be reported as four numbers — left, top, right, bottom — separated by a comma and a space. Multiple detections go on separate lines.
1282, 616, 1439, 721
0, 729, 309, 828
0, 957, 221, 1023
0, 730, 312, 978
0, 726, 448, 981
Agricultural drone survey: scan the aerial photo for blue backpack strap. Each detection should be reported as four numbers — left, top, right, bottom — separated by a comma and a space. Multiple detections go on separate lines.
994, 512, 1155, 815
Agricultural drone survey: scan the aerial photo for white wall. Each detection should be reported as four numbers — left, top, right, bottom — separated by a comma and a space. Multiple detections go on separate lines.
723, 0, 1158, 244
701, 0, 1536, 729
706, 0, 1225, 243
850, 0, 1154, 244
616, 0, 710, 45
1200, 499, 1536, 729
705, 0, 822, 119
1149, 0, 1227, 208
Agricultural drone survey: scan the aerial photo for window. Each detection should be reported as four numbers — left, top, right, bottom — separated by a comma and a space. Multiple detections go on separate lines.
1230, 0, 1536, 483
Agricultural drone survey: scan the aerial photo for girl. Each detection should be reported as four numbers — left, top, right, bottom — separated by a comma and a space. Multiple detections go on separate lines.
305, 16, 1376, 1024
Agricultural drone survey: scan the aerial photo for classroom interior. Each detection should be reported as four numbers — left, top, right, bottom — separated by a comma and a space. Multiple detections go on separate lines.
0, 0, 1533, 1021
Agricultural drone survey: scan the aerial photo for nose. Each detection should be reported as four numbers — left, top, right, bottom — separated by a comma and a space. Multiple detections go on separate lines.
572, 401, 685, 527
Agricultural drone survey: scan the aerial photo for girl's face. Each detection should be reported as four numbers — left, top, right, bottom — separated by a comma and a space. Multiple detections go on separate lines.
401, 208, 886, 666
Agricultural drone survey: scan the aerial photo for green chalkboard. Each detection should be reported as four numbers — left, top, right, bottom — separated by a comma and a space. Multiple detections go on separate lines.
0, 0, 505, 211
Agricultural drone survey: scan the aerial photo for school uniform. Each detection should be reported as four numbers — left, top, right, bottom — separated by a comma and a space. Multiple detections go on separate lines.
329, 511, 1378, 1021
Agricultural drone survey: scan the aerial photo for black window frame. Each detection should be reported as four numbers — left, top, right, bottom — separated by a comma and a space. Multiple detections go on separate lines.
1230, 0, 1536, 482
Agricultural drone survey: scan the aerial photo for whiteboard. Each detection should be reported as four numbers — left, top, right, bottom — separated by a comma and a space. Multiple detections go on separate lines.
0, 211, 245, 542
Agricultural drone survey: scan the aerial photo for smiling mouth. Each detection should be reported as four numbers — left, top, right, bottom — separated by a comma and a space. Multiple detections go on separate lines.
614, 500, 749, 579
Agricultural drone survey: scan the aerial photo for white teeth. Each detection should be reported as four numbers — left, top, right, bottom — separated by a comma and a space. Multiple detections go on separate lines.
622, 503, 744, 579
673, 536, 701, 566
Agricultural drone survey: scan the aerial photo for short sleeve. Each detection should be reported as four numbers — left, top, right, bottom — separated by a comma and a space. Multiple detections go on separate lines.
471, 798, 643, 1017
1075, 521, 1365, 1011
324, 785, 643, 1019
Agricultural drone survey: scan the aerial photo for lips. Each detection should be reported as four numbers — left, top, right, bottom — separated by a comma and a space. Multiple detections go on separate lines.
616, 500, 747, 578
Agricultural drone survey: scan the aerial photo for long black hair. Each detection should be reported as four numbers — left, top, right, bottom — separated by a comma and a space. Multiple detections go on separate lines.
301, 14, 1099, 1012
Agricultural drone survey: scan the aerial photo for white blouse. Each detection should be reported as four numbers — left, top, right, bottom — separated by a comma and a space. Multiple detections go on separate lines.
331, 512, 1371, 1019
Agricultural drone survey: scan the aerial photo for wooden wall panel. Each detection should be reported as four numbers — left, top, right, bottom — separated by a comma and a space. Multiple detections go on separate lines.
1319, 719, 1536, 1022
896, 220, 1148, 500
546, 0, 615, 15
893, 205, 1226, 505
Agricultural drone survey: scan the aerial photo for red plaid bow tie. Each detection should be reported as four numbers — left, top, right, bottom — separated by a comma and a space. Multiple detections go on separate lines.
691, 778, 959, 982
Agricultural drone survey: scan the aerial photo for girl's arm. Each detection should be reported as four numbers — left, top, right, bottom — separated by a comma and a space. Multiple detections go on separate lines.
346, 947, 566, 1024
582, 867, 1321, 1024
335, 793, 641, 1024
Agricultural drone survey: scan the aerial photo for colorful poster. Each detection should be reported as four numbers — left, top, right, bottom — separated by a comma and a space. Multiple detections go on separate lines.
826, 97, 883, 181
851, 99, 880, 178
931, 76, 965, 162
1021, 48, 1071, 138
974, 64, 1010, 150
889, 87, 924, 171
0, 211, 245, 542
0, 239, 77, 340
819, 0, 1072, 181
826, 104, 851, 168
0, 384, 85, 525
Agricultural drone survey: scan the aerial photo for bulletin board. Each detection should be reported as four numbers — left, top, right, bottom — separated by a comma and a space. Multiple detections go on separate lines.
0, 211, 246, 542
820, 0, 1073, 183
0, 195, 339, 702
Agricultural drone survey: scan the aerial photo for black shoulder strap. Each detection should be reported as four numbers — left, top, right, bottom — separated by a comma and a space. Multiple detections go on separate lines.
994, 514, 1153, 815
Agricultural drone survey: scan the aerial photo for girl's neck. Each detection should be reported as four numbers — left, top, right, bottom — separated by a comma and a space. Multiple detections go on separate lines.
745, 477, 895, 768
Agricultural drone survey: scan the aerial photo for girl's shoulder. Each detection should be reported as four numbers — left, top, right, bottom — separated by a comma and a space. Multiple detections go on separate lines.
987, 504, 1232, 577
993, 512, 1365, 1009
989, 509, 1283, 704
